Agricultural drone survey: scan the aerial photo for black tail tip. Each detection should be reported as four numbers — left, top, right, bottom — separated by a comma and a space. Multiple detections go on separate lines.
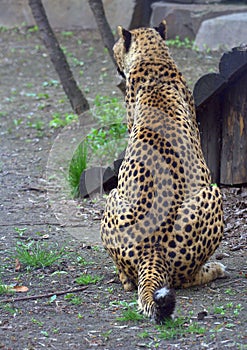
153, 287, 176, 324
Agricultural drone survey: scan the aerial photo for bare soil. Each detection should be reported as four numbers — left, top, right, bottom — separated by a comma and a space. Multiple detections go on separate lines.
0, 27, 246, 350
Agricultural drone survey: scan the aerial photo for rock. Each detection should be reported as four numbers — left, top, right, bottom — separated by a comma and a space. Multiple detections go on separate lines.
79, 166, 117, 198
194, 13, 247, 51
150, 2, 247, 40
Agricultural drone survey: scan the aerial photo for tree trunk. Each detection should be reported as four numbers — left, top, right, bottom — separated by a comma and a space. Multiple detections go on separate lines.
88, 0, 125, 94
28, 0, 89, 114
129, 0, 152, 30
88, 0, 115, 63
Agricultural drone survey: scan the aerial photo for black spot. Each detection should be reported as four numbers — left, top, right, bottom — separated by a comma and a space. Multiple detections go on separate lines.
169, 240, 176, 248
185, 253, 191, 261
168, 251, 176, 258
185, 224, 192, 233
187, 239, 193, 246
176, 234, 183, 242
128, 250, 134, 258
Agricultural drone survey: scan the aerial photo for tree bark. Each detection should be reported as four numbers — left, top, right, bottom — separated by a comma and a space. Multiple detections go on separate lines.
28, 0, 89, 114
129, 0, 152, 30
88, 0, 115, 63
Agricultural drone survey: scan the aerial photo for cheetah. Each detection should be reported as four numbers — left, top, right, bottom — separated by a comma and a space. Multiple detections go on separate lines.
101, 20, 226, 323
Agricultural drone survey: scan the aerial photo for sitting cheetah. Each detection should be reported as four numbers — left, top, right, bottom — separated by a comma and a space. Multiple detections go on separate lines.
101, 20, 226, 323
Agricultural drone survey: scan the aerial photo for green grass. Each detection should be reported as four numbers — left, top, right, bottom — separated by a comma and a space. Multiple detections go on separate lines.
87, 95, 128, 165
15, 240, 65, 269
68, 95, 127, 197
68, 141, 87, 197
75, 273, 102, 285
157, 317, 206, 339
117, 307, 144, 322
166, 36, 194, 49
64, 293, 83, 305
0, 277, 12, 295
49, 112, 78, 128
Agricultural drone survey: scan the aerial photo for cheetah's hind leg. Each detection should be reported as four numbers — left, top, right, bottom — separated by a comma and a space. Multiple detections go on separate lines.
181, 262, 228, 288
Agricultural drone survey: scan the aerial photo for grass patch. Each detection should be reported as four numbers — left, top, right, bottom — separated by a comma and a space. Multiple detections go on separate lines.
157, 317, 206, 340
64, 293, 83, 305
68, 95, 127, 197
166, 36, 194, 49
117, 307, 144, 322
0, 277, 13, 295
87, 95, 127, 165
68, 141, 87, 197
75, 273, 102, 285
15, 240, 65, 269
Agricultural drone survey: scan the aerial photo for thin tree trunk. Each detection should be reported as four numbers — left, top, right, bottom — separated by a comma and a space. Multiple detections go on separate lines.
88, 0, 125, 94
28, 0, 89, 114
88, 0, 115, 63
129, 0, 152, 30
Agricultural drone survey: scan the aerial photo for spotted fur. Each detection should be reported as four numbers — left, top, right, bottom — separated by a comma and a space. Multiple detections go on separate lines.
101, 20, 225, 323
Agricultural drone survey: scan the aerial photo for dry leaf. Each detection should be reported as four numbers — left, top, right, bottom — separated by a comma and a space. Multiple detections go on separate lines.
12, 285, 29, 293
15, 258, 21, 271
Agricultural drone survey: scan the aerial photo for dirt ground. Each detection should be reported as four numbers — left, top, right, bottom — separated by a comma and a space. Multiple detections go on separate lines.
0, 27, 246, 350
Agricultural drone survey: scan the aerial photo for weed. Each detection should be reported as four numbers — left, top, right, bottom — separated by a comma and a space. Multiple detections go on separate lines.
64, 293, 83, 305
0, 303, 18, 315
42, 79, 59, 88
87, 95, 127, 165
157, 317, 206, 340
0, 278, 12, 295
66, 95, 127, 197
15, 240, 65, 269
49, 113, 78, 128
61, 31, 74, 37
75, 273, 102, 285
117, 308, 144, 322
0, 111, 7, 118
40, 330, 49, 337
27, 25, 39, 33
31, 318, 44, 327
0, 26, 8, 33
76, 256, 89, 266
214, 306, 226, 315
87, 46, 95, 57
68, 141, 87, 197
14, 227, 27, 237
166, 36, 194, 49
101, 330, 112, 341
138, 330, 150, 339
26, 119, 45, 131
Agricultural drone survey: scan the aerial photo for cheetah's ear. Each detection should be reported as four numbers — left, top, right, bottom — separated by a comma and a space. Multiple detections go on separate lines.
117, 26, 132, 53
154, 20, 167, 40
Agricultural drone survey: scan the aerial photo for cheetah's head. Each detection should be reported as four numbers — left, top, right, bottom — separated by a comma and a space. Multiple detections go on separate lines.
113, 20, 169, 80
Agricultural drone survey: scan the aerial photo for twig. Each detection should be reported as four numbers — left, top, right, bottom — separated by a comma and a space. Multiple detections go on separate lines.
230, 244, 246, 251
0, 286, 88, 303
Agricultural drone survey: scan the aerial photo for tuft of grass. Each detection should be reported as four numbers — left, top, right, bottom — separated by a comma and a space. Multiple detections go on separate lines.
87, 95, 128, 165
166, 36, 194, 49
117, 307, 144, 322
68, 141, 87, 197
75, 273, 102, 285
0, 278, 12, 295
64, 293, 83, 305
49, 112, 78, 128
15, 240, 65, 269
157, 317, 206, 339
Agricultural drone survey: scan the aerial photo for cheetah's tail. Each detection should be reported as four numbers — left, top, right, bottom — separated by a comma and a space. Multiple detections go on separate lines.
152, 287, 176, 323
